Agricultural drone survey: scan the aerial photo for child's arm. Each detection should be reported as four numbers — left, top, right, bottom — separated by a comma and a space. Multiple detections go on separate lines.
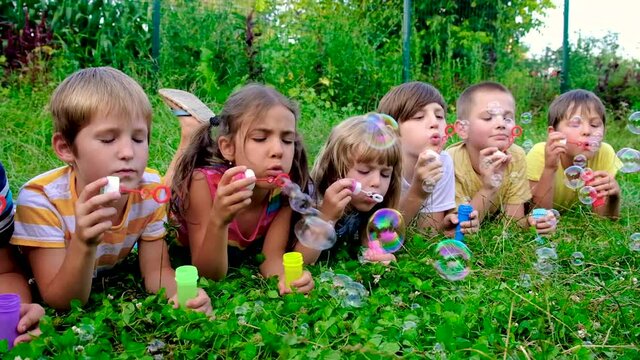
25, 178, 120, 309
183, 174, 228, 280
589, 171, 621, 219
138, 239, 176, 295
470, 147, 510, 222
530, 131, 566, 209
399, 151, 443, 222
0, 247, 31, 301
260, 207, 314, 295
185, 167, 254, 280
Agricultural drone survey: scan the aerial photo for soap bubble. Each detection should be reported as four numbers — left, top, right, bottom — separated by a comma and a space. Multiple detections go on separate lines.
571, 252, 585, 266
630, 233, 640, 252
422, 179, 437, 193
568, 116, 582, 128
519, 274, 532, 288
522, 139, 534, 153
573, 154, 588, 168
298, 323, 309, 337
366, 208, 405, 253
534, 247, 558, 276
564, 166, 585, 190
433, 239, 472, 281
580, 168, 595, 183
294, 216, 337, 250
402, 321, 417, 332
627, 111, 640, 134
326, 273, 369, 308
520, 112, 533, 124
490, 173, 503, 188
578, 186, 597, 205
363, 113, 398, 150
616, 147, 640, 173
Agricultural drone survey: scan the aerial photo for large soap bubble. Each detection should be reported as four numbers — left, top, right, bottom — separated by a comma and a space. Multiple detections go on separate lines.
366, 208, 405, 253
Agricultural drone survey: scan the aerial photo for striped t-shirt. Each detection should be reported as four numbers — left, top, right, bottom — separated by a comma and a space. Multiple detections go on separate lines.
0, 162, 15, 245
11, 166, 167, 276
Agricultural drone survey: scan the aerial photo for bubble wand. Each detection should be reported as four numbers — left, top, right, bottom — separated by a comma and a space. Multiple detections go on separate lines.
102, 176, 171, 204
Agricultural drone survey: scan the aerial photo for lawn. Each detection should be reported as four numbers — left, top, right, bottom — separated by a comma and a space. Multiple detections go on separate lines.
1, 83, 639, 359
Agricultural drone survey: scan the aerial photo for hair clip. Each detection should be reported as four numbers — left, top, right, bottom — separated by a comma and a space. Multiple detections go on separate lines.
209, 115, 221, 127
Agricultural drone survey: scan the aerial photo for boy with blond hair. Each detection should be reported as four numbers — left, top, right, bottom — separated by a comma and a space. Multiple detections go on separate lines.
10, 67, 211, 312
526, 89, 622, 218
446, 81, 556, 232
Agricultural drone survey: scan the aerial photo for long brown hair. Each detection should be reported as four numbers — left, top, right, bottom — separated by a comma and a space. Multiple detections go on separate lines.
170, 84, 310, 221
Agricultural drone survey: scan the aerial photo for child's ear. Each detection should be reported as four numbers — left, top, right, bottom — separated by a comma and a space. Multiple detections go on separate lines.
218, 135, 235, 162
455, 119, 469, 140
52, 133, 76, 164
547, 126, 555, 134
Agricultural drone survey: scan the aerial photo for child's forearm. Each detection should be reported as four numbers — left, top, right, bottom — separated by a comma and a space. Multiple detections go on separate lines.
143, 266, 177, 297
470, 187, 498, 223
191, 218, 229, 280
531, 168, 556, 209
36, 240, 97, 309
293, 242, 322, 264
0, 272, 32, 302
259, 257, 283, 278
398, 189, 426, 224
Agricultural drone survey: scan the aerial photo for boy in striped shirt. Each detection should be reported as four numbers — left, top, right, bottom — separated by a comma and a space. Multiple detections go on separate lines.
11, 67, 211, 312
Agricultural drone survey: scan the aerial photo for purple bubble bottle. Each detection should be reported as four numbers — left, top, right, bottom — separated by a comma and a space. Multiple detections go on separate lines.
0, 293, 20, 349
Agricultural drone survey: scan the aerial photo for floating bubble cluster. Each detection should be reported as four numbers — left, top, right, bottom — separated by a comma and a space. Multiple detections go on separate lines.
294, 216, 337, 250
564, 166, 585, 190
269, 175, 338, 251
433, 239, 472, 281
366, 208, 405, 253
616, 148, 640, 174
534, 247, 558, 276
571, 252, 585, 266
630, 233, 640, 252
363, 113, 399, 150
628, 111, 640, 134
520, 112, 532, 124
319, 271, 369, 308
573, 154, 587, 168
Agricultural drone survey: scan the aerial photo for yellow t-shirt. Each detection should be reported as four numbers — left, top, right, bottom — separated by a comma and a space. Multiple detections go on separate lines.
446, 142, 532, 215
526, 142, 622, 209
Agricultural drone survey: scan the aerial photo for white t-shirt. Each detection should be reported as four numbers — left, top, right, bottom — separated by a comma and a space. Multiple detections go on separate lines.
401, 151, 456, 214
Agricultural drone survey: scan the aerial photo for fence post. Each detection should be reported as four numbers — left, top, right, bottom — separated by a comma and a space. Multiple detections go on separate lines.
152, 0, 161, 74
561, 0, 570, 93
402, 0, 411, 83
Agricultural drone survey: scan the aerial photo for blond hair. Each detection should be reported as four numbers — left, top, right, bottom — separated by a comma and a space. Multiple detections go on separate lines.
456, 81, 513, 120
50, 67, 152, 149
311, 114, 402, 210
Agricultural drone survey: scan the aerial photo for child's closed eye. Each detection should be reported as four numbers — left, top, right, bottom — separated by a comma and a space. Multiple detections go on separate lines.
99, 138, 115, 144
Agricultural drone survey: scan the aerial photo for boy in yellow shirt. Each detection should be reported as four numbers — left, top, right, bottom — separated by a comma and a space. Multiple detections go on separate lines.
10, 67, 211, 312
526, 89, 622, 218
446, 81, 556, 232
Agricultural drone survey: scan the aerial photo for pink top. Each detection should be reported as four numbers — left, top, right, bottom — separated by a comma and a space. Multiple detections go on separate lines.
178, 165, 283, 250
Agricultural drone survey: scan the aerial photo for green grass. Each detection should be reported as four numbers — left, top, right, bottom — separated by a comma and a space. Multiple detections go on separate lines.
1, 84, 639, 359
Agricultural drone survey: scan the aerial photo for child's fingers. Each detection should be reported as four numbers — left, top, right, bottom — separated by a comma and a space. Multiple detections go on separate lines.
219, 166, 248, 186
218, 189, 253, 206
77, 177, 109, 203
17, 304, 44, 333
479, 147, 499, 157
14, 328, 41, 345
220, 177, 256, 195
77, 191, 121, 216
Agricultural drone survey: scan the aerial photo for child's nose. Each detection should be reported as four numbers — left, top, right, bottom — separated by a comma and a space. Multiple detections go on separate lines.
118, 139, 134, 159
269, 138, 284, 158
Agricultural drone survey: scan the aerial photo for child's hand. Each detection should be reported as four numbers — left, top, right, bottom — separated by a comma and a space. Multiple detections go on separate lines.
588, 171, 619, 197
75, 177, 121, 246
528, 210, 557, 235
278, 270, 315, 295
411, 150, 443, 195
478, 147, 511, 190
13, 303, 45, 345
320, 179, 354, 222
443, 210, 479, 234
170, 288, 212, 315
213, 166, 255, 225
544, 129, 567, 170
363, 249, 396, 265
